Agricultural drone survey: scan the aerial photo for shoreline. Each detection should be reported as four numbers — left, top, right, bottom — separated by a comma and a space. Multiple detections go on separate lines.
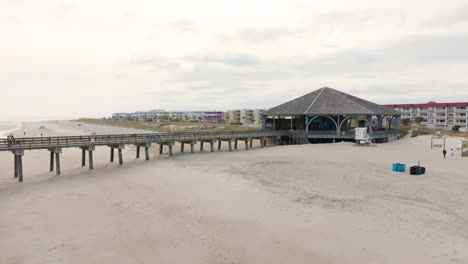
0, 122, 23, 138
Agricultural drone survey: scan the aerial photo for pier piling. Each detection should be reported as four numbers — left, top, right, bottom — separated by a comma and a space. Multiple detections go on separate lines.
110, 147, 114, 162
13, 150, 24, 182
14, 155, 18, 178
87, 146, 95, 170
117, 145, 124, 165
2, 130, 287, 182
49, 151, 54, 172
17, 155, 23, 182
89, 150, 94, 170
81, 148, 86, 166
55, 152, 61, 176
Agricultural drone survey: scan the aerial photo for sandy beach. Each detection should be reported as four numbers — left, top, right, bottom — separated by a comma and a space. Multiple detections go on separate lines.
1, 121, 467, 263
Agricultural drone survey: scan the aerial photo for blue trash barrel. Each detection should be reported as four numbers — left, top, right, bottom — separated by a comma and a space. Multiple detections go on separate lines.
392, 164, 398, 171
399, 164, 406, 172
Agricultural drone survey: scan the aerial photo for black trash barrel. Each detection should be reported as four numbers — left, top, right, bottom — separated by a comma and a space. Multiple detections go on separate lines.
419, 167, 426, 174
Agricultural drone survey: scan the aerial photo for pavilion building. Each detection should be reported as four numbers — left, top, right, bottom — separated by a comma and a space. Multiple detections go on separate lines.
261, 87, 402, 143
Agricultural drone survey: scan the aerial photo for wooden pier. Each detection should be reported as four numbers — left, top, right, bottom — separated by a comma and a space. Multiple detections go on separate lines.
0, 130, 290, 182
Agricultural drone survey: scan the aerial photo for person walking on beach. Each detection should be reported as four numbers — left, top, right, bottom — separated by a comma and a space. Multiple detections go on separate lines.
450, 148, 455, 158
443, 149, 447, 159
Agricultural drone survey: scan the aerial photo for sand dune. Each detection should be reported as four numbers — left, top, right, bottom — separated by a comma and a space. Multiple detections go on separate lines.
1, 121, 467, 263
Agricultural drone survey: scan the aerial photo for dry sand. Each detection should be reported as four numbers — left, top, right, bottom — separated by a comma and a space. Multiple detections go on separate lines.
1, 121, 467, 263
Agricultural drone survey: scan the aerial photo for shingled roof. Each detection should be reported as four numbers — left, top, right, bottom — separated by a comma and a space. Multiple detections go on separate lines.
263, 87, 401, 116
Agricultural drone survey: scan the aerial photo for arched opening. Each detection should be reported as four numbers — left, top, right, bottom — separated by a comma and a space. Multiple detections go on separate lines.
339, 116, 352, 131
307, 116, 338, 131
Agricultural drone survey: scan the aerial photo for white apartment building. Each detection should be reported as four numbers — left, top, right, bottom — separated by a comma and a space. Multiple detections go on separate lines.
384, 101, 468, 131
227, 109, 264, 125
112, 110, 226, 123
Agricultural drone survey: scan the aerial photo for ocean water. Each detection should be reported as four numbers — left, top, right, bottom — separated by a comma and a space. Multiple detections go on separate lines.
0, 122, 22, 138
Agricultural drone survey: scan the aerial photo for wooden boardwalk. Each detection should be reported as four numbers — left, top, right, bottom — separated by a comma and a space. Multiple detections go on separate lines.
1, 130, 290, 182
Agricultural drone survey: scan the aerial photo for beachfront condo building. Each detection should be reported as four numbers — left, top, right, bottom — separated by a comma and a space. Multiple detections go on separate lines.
226, 109, 264, 125
383, 101, 468, 131
112, 110, 226, 123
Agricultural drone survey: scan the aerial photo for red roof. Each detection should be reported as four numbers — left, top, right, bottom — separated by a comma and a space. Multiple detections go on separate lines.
383, 101, 468, 109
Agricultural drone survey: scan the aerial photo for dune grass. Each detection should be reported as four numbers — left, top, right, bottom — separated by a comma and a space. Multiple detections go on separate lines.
409, 126, 468, 138
76, 118, 258, 133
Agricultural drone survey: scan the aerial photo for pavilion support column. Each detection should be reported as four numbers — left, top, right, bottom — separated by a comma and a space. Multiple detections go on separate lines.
305, 116, 309, 133
181, 142, 185, 153
245, 139, 249, 150
159, 144, 163, 155
136, 145, 140, 159
337, 116, 341, 135
200, 142, 204, 152
145, 146, 149, 161
228, 140, 233, 152
367, 115, 373, 135
273, 117, 276, 130
249, 139, 253, 148
81, 148, 86, 166
261, 116, 267, 130
376, 115, 382, 129
234, 140, 238, 150
218, 140, 222, 151
210, 141, 214, 152
260, 139, 265, 148
394, 116, 401, 129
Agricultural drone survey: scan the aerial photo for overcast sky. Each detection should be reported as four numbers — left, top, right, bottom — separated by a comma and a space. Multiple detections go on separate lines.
1, 0, 468, 121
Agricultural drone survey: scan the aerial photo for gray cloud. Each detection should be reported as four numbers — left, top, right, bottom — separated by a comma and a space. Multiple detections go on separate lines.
424, 5, 468, 27
166, 19, 197, 33
2, 0, 468, 120
185, 54, 260, 66
292, 33, 468, 75
237, 27, 297, 43
129, 56, 181, 71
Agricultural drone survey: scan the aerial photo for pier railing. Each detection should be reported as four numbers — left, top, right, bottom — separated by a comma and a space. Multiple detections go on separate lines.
306, 129, 400, 139
0, 130, 289, 151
